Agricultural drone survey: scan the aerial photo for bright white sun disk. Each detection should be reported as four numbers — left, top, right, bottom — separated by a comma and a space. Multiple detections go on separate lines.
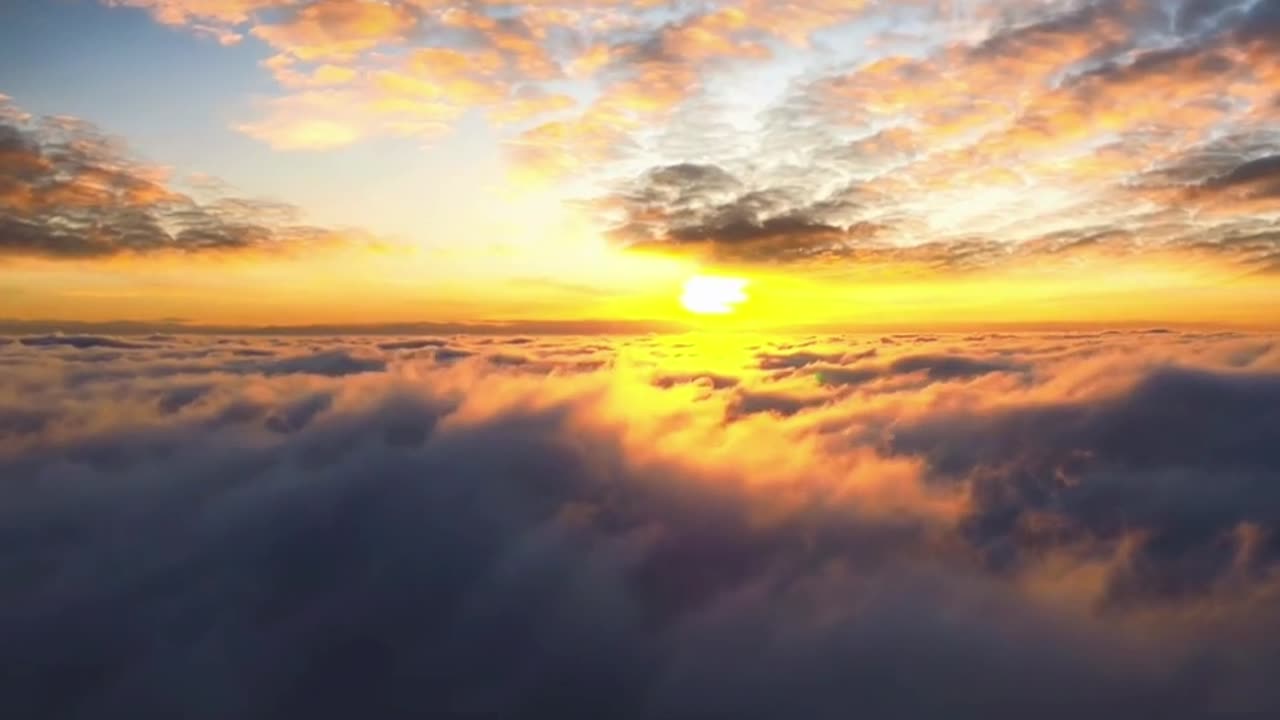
680, 275, 748, 315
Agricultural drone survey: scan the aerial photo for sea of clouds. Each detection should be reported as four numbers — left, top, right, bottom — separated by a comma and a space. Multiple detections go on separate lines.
2, 329, 1279, 718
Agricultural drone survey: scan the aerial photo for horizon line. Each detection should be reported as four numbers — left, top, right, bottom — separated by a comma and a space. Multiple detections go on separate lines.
2, 317, 1276, 337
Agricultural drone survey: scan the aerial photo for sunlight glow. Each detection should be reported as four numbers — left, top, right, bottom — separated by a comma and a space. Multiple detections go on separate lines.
680, 275, 749, 315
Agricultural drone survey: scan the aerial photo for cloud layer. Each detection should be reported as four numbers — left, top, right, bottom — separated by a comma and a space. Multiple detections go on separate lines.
3, 328, 1280, 717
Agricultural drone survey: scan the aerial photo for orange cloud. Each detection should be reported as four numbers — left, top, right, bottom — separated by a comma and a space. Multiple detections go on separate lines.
236, 89, 370, 150
251, 0, 417, 60
489, 90, 577, 125
105, 0, 286, 26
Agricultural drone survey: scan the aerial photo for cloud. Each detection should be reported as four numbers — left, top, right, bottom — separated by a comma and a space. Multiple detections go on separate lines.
377, 338, 450, 351
254, 348, 386, 376
251, 0, 419, 61
604, 162, 883, 260
889, 363, 1280, 607
95, 1, 799, 164
1203, 155, 1280, 198
17, 334, 155, 349
91, 0, 1279, 288
543, 0, 1280, 268
236, 89, 378, 151
2, 329, 1280, 716
0, 99, 352, 259
105, 0, 281, 27
803, 352, 1025, 388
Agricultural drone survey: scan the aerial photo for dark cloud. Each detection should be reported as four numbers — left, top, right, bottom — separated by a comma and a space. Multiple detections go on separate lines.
1176, 0, 1243, 34
1235, 0, 1280, 43
17, 334, 153, 350
651, 372, 739, 390
0, 104, 343, 260
728, 389, 827, 417
1201, 155, 1280, 199
885, 353, 1027, 381
373, 335, 448, 348
757, 347, 878, 369
608, 151, 1264, 269
255, 349, 385, 377
895, 365, 1280, 478
486, 352, 530, 366
433, 347, 476, 362
606, 163, 879, 261
0, 406, 52, 435
781, 352, 1025, 387
1139, 129, 1280, 220
891, 365, 1280, 599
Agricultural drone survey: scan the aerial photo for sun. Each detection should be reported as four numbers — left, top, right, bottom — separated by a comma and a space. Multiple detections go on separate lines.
680, 275, 749, 315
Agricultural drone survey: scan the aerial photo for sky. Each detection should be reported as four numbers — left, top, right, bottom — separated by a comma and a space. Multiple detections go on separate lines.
4, 4, 1280, 715
2, 0, 1280, 329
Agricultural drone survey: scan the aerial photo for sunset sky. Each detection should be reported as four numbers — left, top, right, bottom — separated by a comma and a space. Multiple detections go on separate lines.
5, 3, 1280, 717
2, 0, 1278, 329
